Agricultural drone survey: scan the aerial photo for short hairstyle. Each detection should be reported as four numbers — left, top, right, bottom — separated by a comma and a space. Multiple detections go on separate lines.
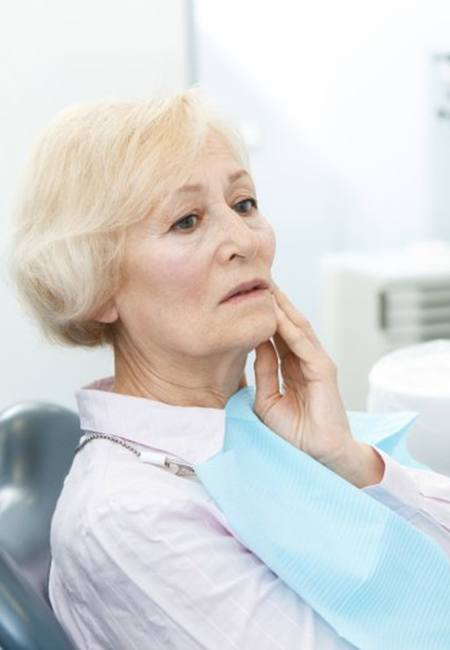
9, 87, 250, 347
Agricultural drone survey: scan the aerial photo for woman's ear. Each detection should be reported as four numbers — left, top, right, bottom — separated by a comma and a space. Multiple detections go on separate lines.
92, 300, 119, 324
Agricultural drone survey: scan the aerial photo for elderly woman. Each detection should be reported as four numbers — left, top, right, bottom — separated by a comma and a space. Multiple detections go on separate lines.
10, 89, 450, 649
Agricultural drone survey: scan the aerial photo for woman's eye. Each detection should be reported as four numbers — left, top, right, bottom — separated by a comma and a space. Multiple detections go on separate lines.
172, 214, 198, 231
234, 198, 257, 214
171, 198, 257, 232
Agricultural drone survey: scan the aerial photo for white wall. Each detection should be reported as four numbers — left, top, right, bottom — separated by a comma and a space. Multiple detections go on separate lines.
0, 0, 192, 410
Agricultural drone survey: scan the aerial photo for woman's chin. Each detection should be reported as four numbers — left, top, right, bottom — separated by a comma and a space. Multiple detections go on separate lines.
231, 316, 277, 351
193, 311, 277, 355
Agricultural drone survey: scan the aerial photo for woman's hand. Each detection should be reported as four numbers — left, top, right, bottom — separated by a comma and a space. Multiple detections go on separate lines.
253, 283, 385, 488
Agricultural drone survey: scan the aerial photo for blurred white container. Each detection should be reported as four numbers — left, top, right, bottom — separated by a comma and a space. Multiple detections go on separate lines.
320, 240, 450, 410
367, 339, 450, 476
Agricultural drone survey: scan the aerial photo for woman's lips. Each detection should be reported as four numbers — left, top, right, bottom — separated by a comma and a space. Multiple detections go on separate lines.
221, 287, 269, 304
220, 279, 269, 303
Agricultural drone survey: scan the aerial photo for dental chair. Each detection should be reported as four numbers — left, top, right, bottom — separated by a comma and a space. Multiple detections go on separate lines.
0, 401, 81, 649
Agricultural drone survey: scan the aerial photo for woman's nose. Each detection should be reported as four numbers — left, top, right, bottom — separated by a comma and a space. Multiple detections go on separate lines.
217, 205, 259, 261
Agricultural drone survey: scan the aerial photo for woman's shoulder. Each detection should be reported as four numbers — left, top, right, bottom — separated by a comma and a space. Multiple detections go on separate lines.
51, 440, 217, 551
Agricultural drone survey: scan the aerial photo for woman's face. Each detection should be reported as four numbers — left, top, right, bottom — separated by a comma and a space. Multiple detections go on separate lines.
111, 133, 277, 361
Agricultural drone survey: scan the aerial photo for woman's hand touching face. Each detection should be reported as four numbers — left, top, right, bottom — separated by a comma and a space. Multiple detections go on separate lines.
253, 284, 385, 488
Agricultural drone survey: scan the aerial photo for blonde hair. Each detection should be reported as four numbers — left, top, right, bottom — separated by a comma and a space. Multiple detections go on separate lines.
9, 88, 249, 347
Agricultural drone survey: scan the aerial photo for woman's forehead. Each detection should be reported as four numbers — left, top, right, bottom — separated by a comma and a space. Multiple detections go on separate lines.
173, 168, 253, 196
158, 149, 253, 202
177, 136, 251, 186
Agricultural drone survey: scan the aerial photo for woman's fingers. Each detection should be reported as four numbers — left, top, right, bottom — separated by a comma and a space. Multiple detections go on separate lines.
271, 294, 317, 364
273, 331, 290, 360
271, 283, 320, 345
253, 339, 281, 408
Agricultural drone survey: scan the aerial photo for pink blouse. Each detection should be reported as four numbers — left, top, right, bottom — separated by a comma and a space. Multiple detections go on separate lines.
48, 377, 450, 649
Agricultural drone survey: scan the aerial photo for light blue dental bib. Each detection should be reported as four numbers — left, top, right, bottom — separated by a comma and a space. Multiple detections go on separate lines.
194, 387, 450, 650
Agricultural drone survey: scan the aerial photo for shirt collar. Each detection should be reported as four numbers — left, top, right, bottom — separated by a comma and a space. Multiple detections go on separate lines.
76, 376, 226, 465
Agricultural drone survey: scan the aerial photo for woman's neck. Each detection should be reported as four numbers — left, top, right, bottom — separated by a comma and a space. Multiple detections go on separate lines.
112, 347, 248, 409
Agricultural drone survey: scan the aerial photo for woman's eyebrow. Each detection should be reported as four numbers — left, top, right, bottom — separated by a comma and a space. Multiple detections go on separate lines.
175, 169, 252, 195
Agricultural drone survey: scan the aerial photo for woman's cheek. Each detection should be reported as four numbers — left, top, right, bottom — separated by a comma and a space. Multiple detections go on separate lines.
259, 222, 276, 264
164, 252, 206, 297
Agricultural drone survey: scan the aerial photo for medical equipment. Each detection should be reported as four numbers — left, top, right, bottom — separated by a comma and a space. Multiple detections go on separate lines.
368, 339, 450, 476
320, 240, 450, 410
76, 432, 196, 476
0, 401, 80, 648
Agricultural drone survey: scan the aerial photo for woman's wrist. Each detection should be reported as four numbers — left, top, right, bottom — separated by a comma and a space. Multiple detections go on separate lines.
323, 440, 386, 488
